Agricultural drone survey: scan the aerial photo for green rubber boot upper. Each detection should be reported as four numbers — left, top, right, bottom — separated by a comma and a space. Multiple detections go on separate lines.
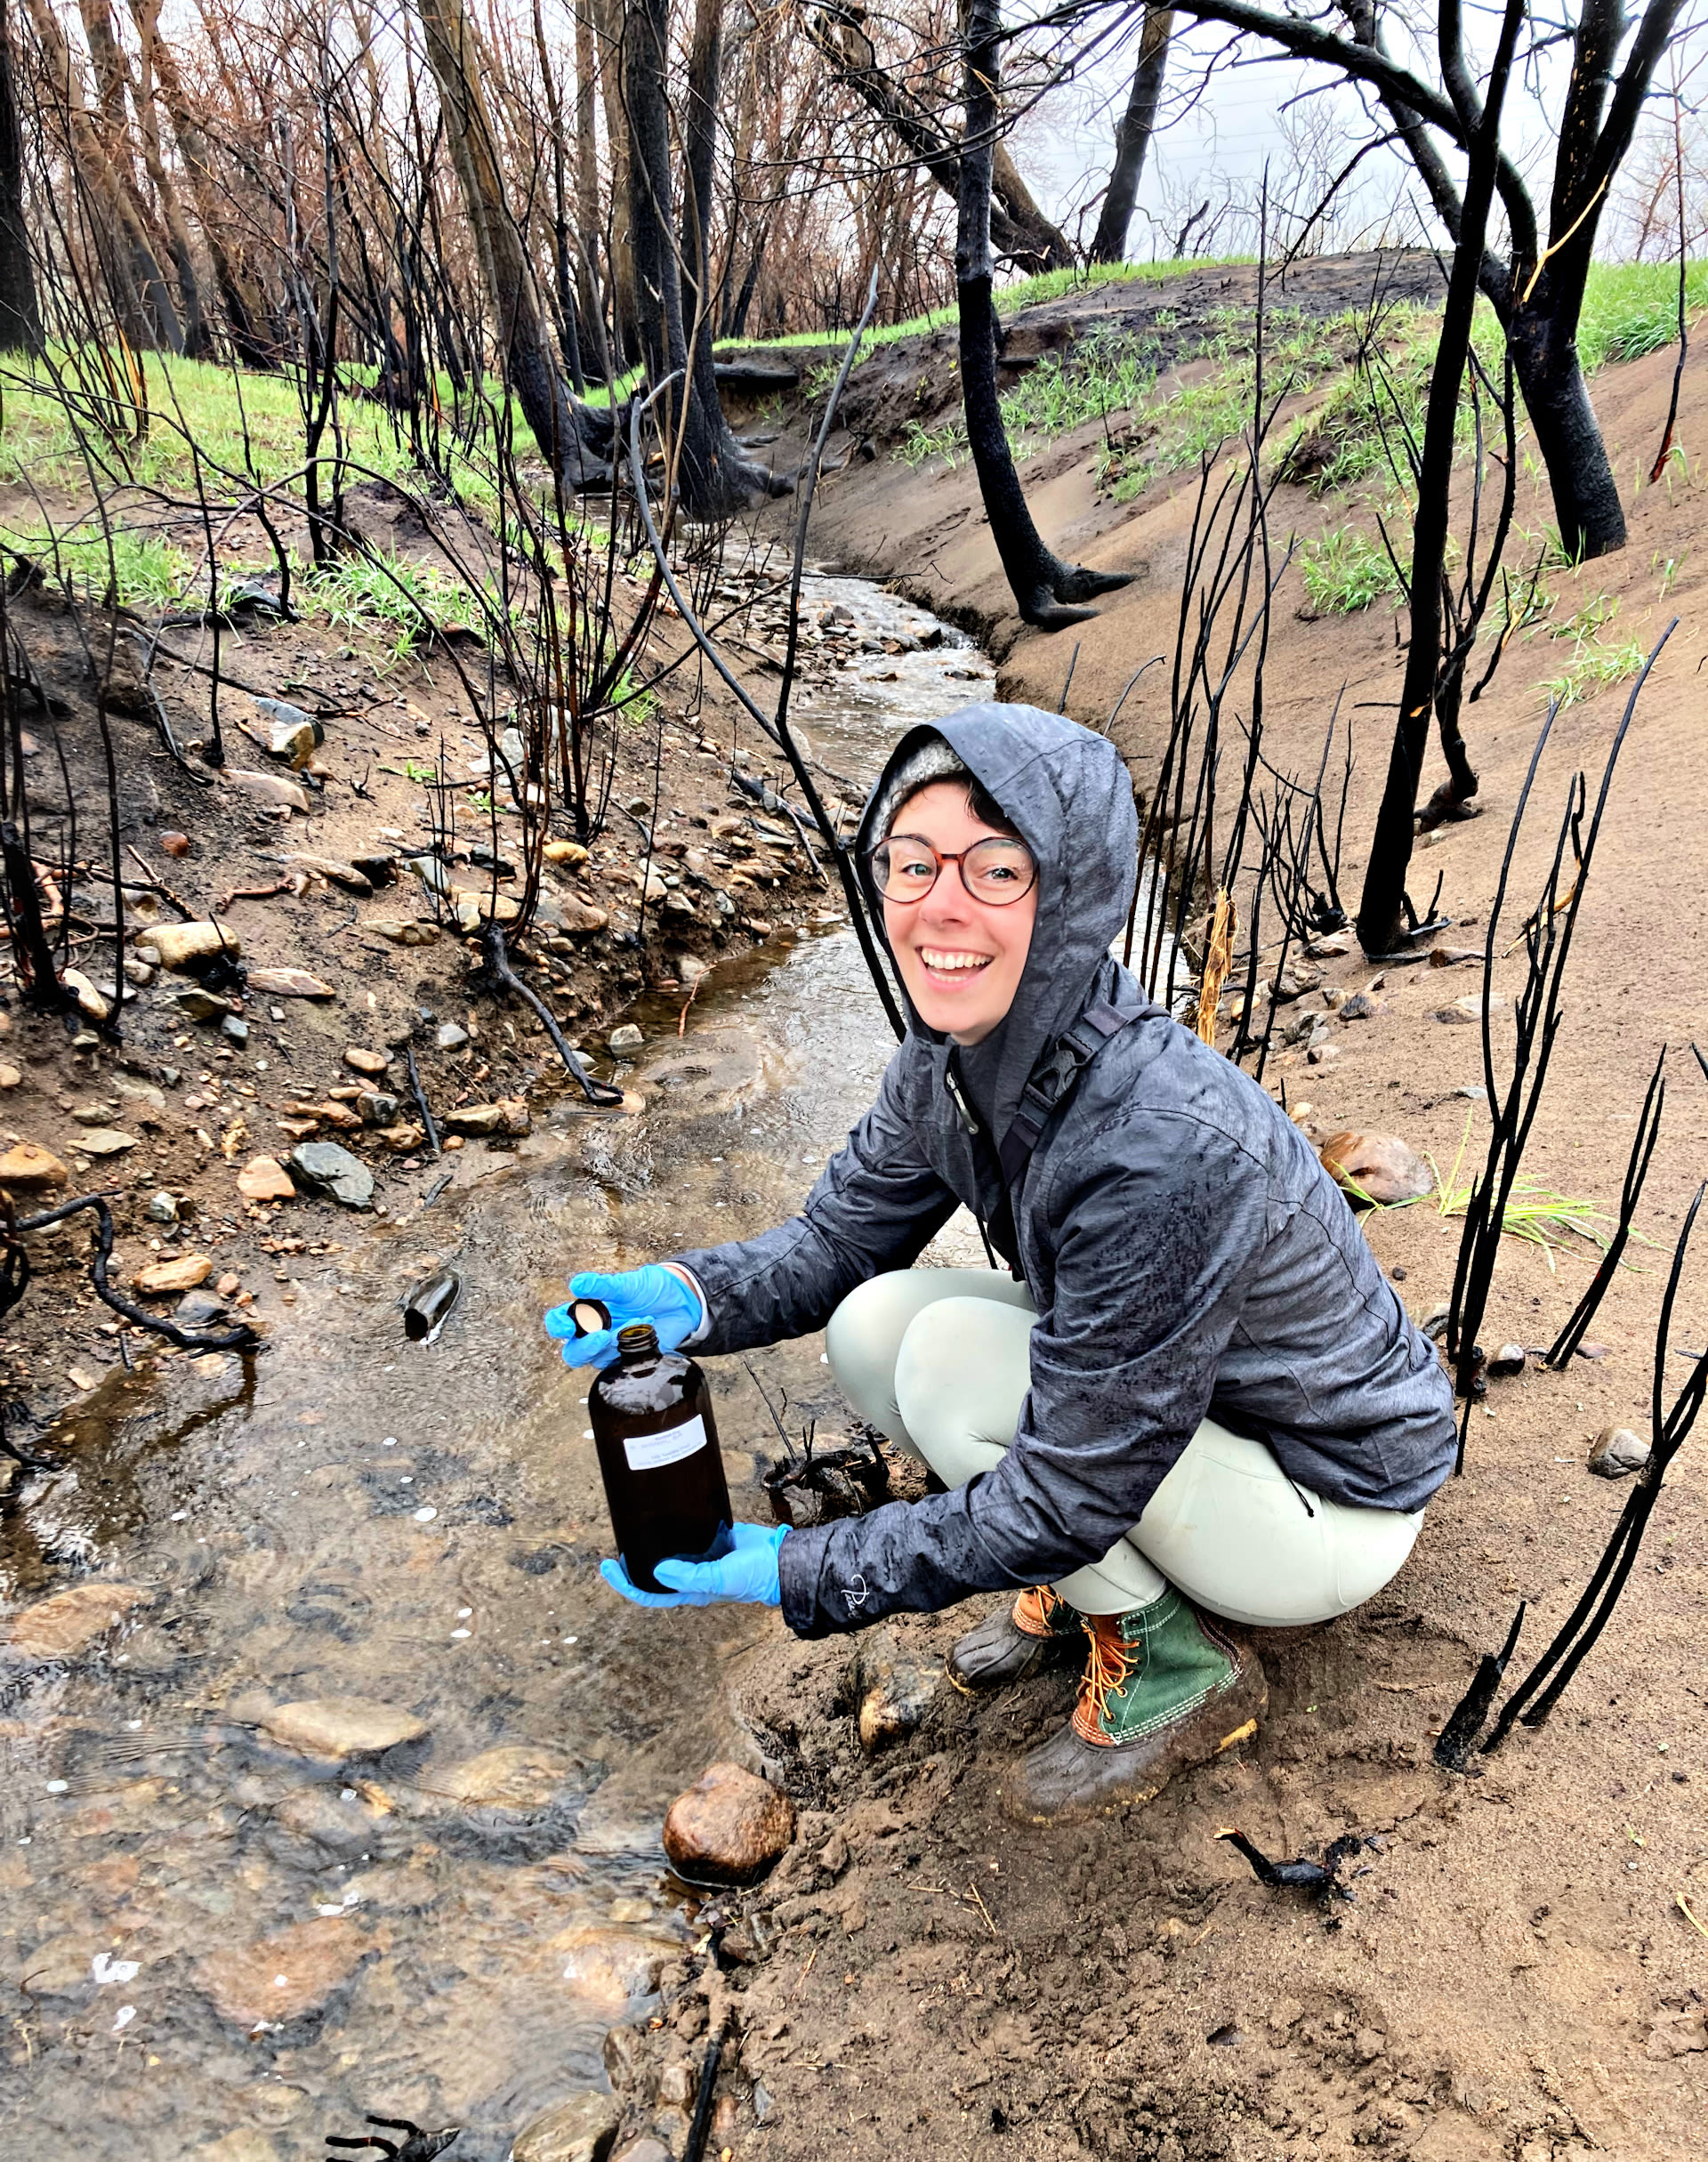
1074, 1588, 1242, 1747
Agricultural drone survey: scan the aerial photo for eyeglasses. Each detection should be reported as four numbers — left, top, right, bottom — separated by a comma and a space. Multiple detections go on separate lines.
868, 832, 1037, 907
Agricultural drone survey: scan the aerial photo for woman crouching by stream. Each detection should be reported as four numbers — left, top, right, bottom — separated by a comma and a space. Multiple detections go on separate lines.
545, 705, 1456, 1825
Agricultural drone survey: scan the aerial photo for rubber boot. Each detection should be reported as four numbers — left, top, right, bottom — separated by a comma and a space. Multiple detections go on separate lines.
947, 1585, 1084, 1695
1002, 1588, 1266, 1824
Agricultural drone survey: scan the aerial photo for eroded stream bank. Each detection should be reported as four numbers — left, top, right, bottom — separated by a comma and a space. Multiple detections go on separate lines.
0, 577, 991, 2161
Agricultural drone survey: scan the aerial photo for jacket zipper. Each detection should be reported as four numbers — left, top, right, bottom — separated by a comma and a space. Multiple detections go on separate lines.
945, 1053, 1022, 1280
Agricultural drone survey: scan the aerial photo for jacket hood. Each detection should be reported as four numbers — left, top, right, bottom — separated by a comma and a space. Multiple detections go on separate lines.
857, 703, 1139, 1145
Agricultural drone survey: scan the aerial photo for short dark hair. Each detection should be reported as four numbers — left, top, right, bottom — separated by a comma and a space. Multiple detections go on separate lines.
893, 775, 1019, 839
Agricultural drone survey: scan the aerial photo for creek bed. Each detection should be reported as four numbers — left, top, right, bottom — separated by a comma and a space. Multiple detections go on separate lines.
0, 578, 990, 2160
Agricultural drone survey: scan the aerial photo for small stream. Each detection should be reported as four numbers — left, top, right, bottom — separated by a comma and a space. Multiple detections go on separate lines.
0, 577, 991, 2160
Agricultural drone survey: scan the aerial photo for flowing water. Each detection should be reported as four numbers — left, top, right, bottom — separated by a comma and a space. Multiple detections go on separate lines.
0, 581, 992, 2161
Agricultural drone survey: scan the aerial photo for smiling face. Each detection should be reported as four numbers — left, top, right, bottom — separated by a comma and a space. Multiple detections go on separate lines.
880, 781, 1037, 1045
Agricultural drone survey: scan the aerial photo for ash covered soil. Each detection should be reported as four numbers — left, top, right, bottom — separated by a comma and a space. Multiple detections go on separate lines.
594, 261, 1708, 2162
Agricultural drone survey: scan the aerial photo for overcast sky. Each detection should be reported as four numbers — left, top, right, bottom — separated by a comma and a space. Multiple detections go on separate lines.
1005, 12, 1645, 263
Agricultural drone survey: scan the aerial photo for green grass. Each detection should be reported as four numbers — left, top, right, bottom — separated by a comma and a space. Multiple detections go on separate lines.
1425, 1121, 1614, 1269
1100, 308, 1353, 499
0, 344, 552, 518
303, 550, 499, 662
897, 415, 969, 468
1543, 628, 1648, 708
1300, 526, 1406, 612
1000, 323, 1164, 443
884, 259, 1708, 494
1576, 258, 1708, 369
0, 513, 199, 609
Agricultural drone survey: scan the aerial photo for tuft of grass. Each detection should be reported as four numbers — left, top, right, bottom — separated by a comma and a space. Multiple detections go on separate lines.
999, 323, 1162, 447
1299, 526, 1406, 612
1415, 1119, 1614, 1271
1575, 258, 1708, 369
0, 515, 198, 609
305, 550, 495, 662
1100, 309, 1352, 500
896, 415, 969, 469
1543, 631, 1647, 709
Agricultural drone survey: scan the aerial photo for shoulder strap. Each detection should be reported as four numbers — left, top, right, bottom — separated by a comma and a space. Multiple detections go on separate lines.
996, 996, 1148, 1191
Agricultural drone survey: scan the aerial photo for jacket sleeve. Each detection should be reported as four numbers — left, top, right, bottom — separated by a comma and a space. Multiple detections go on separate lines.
667, 1047, 959, 1356
777, 1109, 1270, 1635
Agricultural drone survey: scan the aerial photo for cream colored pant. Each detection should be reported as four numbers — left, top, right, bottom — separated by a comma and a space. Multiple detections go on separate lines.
826, 1271, 1423, 1628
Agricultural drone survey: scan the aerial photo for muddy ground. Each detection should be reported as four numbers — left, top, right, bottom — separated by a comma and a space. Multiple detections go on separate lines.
592, 264, 1708, 2162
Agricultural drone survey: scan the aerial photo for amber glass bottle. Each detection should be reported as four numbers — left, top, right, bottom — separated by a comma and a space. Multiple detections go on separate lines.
589, 1323, 733, 1593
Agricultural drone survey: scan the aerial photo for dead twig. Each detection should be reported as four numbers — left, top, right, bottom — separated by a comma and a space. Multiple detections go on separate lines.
13, 1193, 262, 1352
477, 919, 623, 1108
405, 1042, 441, 1159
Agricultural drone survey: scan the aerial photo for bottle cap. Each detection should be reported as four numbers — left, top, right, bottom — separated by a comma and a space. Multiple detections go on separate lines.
571, 1296, 611, 1335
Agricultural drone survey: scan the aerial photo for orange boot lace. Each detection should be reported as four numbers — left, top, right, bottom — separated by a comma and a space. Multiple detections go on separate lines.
1012, 1585, 1066, 1639
1070, 1613, 1139, 1746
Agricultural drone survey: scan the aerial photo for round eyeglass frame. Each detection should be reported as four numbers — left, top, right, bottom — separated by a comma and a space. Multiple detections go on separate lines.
867, 832, 1038, 907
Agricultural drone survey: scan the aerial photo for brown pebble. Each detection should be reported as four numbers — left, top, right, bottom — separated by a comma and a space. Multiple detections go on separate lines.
663, 1760, 794, 1887
1588, 1424, 1649, 1479
160, 832, 191, 858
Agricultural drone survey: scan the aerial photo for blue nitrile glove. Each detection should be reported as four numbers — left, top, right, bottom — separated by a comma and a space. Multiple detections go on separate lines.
543, 1264, 704, 1370
600, 1522, 786, 1609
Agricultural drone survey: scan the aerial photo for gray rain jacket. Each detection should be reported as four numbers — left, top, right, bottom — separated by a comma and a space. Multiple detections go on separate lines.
671, 704, 1455, 1638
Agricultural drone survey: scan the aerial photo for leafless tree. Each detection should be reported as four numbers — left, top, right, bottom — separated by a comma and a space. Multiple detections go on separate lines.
1161, 0, 1691, 560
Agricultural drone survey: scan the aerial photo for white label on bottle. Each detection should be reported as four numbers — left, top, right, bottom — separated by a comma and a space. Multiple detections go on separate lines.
624, 1413, 708, 1472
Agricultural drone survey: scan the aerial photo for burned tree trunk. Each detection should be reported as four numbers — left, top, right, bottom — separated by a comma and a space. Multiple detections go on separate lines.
0, 0, 40, 351
957, 0, 1131, 629
1506, 308, 1623, 559
1090, 6, 1172, 263
415, 0, 608, 489
71, 0, 186, 350
125, 0, 212, 356
26, 0, 179, 348
594, 0, 641, 368
1356, 0, 1524, 956
572, 0, 608, 379
529, 0, 584, 394
622, 0, 786, 517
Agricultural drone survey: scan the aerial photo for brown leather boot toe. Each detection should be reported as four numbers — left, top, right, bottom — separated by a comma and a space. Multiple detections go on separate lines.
947, 1585, 1084, 1694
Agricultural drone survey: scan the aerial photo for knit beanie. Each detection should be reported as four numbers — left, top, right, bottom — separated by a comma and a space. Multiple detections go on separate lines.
867, 732, 971, 843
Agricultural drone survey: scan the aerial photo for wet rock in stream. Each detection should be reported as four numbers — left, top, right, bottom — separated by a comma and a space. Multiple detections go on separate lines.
511, 2092, 621, 2162
429, 1743, 579, 1811
662, 1761, 795, 1887
0, 1581, 151, 1665
190, 2132, 283, 2162
193, 1914, 374, 2027
552, 1924, 681, 2003
267, 1782, 400, 1856
257, 1697, 428, 1761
